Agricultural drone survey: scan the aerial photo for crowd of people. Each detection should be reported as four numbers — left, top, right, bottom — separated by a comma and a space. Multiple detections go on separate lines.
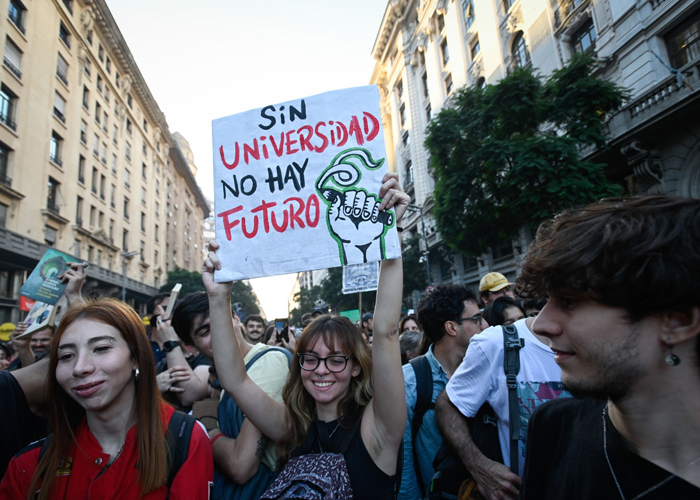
1, 176, 699, 500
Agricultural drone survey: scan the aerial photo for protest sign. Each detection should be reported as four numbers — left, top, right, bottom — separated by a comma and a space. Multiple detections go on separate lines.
212, 85, 401, 281
19, 249, 81, 305
342, 262, 379, 294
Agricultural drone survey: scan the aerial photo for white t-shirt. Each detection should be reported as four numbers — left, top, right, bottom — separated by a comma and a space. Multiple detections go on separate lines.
445, 318, 570, 476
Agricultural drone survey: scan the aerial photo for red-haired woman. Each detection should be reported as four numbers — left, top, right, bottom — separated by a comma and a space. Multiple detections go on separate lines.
0, 299, 213, 500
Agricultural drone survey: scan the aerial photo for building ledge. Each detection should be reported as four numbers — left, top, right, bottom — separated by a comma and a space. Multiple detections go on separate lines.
0, 181, 24, 200
41, 208, 70, 225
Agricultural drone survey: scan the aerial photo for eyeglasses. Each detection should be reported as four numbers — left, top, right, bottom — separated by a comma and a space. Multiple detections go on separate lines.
298, 353, 351, 373
453, 313, 482, 324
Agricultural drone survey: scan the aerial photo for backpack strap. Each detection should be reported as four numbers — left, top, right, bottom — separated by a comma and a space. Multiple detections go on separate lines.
409, 355, 434, 496
245, 346, 293, 370
502, 324, 524, 475
166, 411, 197, 488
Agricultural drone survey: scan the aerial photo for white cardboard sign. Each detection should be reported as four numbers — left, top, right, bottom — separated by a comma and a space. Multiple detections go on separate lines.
212, 85, 401, 281
342, 262, 380, 294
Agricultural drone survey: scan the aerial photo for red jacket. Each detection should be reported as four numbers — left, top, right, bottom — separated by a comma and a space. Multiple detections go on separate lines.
0, 404, 213, 499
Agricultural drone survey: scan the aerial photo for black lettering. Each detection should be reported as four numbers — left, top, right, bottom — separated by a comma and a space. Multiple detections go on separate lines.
292, 158, 308, 190
289, 100, 307, 122
221, 178, 239, 199
258, 105, 276, 130
284, 165, 300, 192
265, 166, 284, 193
241, 175, 257, 196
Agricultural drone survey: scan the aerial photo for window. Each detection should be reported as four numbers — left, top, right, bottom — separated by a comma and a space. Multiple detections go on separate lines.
8, 0, 26, 34
667, 10, 700, 69
437, 14, 445, 33
141, 187, 146, 204
155, 223, 159, 242
126, 118, 132, 134
62, 0, 73, 14
571, 19, 596, 55
53, 92, 66, 122
100, 174, 105, 199
75, 196, 83, 225
115, 72, 119, 88
125, 142, 131, 162
426, 103, 432, 122
106, 56, 111, 73
155, 179, 160, 195
104, 87, 110, 103
109, 219, 114, 241
399, 103, 406, 127
4, 37, 22, 79
112, 124, 118, 144
98, 44, 104, 62
124, 168, 130, 188
93, 133, 99, 155
56, 54, 69, 85
0, 202, 7, 228
111, 154, 117, 174
98, 210, 104, 228
142, 163, 147, 179
78, 155, 85, 183
79, 120, 87, 144
95, 102, 101, 124
47, 176, 60, 212
143, 119, 148, 132
422, 72, 429, 98
140, 240, 145, 261
102, 111, 108, 132
141, 212, 146, 232
511, 32, 531, 68
44, 226, 57, 246
50, 131, 63, 165
127, 93, 133, 108
463, 0, 475, 30
82, 86, 89, 109
155, 201, 160, 217
402, 131, 410, 149
59, 22, 71, 49
73, 239, 81, 256
476, 76, 486, 89
122, 229, 129, 251
101, 143, 106, 164
84, 57, 91, 77
142, 141, 147, 157
96, 249, 102, 266
96, 75, 103, 92
123, 197, 129, 220
110, 183, 115, 208
445, 73, 454, 94
397, 80, 403, 99
0, 142, 10, 187
89, 205, 96, 226
470, 37, 481, 60
91, 167, 98, 194
0, 84, 17, 130
502, 0, 514, 12
441, 39, 450, 65
86, 29, 92, 45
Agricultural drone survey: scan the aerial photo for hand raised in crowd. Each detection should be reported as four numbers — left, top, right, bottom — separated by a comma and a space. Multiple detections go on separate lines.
202, 240, 233, 298
60, 262, 87, 305
10, 322, 30, 351
156, 366, 190, 394
378, 171, 409, 224
473, 459, 522, 500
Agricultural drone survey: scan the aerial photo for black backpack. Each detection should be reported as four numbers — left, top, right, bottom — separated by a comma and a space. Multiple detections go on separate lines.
38, 410, 197, 489
410, 325, 523, 499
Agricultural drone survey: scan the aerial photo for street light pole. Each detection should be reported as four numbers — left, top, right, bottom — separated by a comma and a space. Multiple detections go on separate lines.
121, 250, 139, 302
406, 204, 432, 285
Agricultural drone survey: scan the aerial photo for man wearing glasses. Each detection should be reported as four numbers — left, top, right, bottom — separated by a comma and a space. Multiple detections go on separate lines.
399, 285, 486, 500
435, 298, 570, 500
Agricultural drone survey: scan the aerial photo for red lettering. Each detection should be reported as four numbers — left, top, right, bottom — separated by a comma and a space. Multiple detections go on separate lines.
284, 197, 306, 229
269, 133, 285, 157
271, 209, 289, 232
241, 216, 258, 239
306, 194, 320, 227
363, 112, 380, 141
217, 206, 243, 240
259, 137, 270, 159
243, 139, 260, 164
251, 200, 277, 234
219, 143, 240, 170
285, 129, 299, 155
314, 122, 329, 153
298, 125, 314, 152
336, 122, 349, 147
348, 115, 364, 146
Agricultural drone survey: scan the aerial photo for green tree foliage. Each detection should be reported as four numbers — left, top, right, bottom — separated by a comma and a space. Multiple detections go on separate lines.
402, 234, 428, 304
320, 267, 376, 315
161, 267, 260, 317
425, 55, 627, 256
289, 285, 322, 326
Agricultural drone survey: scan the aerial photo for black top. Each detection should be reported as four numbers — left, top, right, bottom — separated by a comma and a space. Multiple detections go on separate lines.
292, 417, 397, 500
158, 353, 212, 411
520, 397, 700, 499
0, 371, 48, 476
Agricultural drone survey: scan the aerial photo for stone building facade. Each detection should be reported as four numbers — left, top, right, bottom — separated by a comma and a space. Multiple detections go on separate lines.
0, 0, 207, 321
370, 0, 700, 293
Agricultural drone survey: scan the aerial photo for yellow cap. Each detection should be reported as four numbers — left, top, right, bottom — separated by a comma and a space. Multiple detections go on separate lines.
479, 272, 514, 292
0, 322, 16, 342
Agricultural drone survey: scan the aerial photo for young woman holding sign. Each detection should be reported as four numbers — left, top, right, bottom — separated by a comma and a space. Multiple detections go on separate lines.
203, 172, 408, 499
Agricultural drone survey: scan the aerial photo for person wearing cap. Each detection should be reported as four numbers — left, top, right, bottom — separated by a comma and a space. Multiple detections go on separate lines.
479, 272, 516, 305
361, 312, 374, 344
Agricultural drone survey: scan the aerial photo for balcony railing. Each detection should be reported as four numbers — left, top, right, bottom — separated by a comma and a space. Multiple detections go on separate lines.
47, 201, 60, 214
3, 57, 22, 79
57, 70, 68, 86
0, 100, 16, 131
8, 12, 25, 35
53, 108, 65, 123
50, 154, 62, 166
0, 171, 12, 187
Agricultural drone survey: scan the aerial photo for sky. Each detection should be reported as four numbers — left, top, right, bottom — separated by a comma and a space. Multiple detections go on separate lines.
107, 0, 389, 318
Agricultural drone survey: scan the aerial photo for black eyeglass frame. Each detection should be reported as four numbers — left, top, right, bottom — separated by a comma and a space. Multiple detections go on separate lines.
452, 312, 482, 324
297, 353, 351, 373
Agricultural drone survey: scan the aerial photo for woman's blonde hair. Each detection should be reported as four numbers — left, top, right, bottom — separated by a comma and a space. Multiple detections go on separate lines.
276, 314, 373, 465
28, 299, 167, 500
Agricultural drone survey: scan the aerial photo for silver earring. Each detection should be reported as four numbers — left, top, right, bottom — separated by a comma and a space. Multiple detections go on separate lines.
665, 339, 681, 366
134, 367, 140, 379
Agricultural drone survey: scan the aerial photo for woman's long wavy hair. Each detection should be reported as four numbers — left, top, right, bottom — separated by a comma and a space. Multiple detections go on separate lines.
276, 314, 373, 465
28, 299, 167, 500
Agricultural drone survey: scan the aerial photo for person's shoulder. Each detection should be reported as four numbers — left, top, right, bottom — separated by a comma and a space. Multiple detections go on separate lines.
14, 437, 44, 463
469, 325, 505, 352
531, 397, 605, 426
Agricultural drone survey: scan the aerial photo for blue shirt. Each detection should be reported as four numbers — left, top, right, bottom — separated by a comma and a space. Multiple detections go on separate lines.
399, 345, 450, 500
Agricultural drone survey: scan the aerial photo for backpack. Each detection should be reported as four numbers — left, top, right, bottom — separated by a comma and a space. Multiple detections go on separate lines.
423, 324, 524, 499
214, 346, 292, 500
259, 420, 357, 500
39, 410, 197, 489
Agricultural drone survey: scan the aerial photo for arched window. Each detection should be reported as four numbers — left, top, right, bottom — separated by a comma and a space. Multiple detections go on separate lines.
511, 32, 531, 69
476, 77, 486, 89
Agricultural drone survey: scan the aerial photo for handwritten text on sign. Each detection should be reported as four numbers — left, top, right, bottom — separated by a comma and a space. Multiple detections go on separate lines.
212, 86, 401, 281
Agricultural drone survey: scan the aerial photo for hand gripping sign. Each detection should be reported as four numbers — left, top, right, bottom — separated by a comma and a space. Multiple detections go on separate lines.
212, 85, 401, 282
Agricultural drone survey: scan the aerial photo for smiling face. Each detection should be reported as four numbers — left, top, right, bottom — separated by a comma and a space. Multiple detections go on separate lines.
55, 319, 136, 416
300, 337, 360, 411
190, 314, 213, 360
31, 329, 53, 355
245, 320, 265, 343
532, 293, 657, 401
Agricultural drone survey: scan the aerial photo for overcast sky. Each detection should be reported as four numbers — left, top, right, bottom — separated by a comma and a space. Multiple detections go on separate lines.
107, 0, 389, 318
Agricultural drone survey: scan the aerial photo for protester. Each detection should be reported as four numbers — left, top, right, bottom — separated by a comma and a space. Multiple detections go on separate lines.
400, 314, 421, 333
29, 328, 53, 358
399, 330, 423, 365
0, 342, 11, 370
518, 195, 700, 499
400, 285, 486, 499
361, 311, 374, 342
0, 299, 213, 499
204, 173, 408, 498
482, 297, 526, 327
8, 323, 35, 370
170, 292, 290, 499
243, 314, 265, 344
522, 298, 547, 318
435, 297, 571, 499
145, 292, 171, 366
479, 272, 515, 305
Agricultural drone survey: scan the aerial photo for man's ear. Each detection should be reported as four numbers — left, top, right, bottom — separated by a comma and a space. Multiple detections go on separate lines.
443, 320, 458, 338
660, 307, 700, 345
